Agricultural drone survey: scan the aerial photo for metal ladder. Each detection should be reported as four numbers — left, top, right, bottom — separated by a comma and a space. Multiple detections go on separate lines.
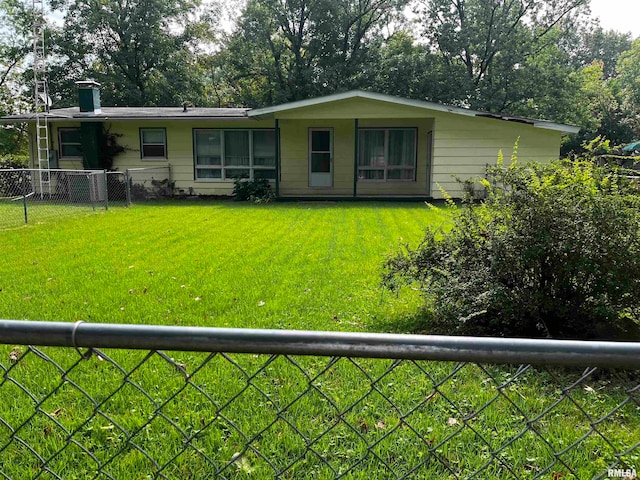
33, 0, 50, 198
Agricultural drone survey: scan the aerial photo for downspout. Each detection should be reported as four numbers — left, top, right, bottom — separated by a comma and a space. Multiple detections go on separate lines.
353, 118, 358, 198
275, 119, 280, 198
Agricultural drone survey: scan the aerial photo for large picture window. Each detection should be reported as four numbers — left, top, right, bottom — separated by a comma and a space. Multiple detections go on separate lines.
194, 129, 276, 180
140, 128, 167, 159
358, 128, 417, 181
58, 127, 83, 158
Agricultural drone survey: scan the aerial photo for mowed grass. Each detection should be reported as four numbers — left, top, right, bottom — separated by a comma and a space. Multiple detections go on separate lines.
0, 201, 438, 329
0, 202, 638, 479
0, 199, 102, 231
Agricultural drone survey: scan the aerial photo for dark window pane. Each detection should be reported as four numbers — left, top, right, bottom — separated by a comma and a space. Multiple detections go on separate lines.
311, 153, 331, 173
388, 168, 415, 180
60, 128, 82, 144
311, 130, 330, 152
254, 169, 276, 180
142, 144, 166, 158
196, 168, 221, 179
60, 128, 83, 157
142, 129, 165, 144
61, 144, 83, 157
195, 130, 221, 165
196, 155, 221, 166
359, 130, 385, 166
358, 169, 384, 180
225, 131, 250, 165
225, 168, 250, 179
388, 130, 415, 166
254, 156, 275, 167
253, 130, 275, 166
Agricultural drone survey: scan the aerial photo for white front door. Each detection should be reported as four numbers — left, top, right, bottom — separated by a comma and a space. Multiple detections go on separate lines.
309, 129, 333, 187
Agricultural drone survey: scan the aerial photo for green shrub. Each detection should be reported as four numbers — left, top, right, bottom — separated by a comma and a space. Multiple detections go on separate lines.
232, 177, 275, 203
383, 157, 640, 340
0, 154, 29, 169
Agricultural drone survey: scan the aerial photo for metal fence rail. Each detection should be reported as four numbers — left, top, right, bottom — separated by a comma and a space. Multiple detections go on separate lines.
1, 320, 639, 479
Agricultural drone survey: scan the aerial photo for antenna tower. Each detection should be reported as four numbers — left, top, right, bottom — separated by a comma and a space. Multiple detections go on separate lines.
33, 0, 50, 196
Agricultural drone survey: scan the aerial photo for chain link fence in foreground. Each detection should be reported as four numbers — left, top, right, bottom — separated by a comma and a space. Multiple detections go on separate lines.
0, 320, 639, 479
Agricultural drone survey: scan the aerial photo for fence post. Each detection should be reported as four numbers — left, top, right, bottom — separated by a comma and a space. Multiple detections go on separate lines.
125, 169, 132, 206
88, 174, 95, 211
22, 170, 28, 224
103, 170, 109, 211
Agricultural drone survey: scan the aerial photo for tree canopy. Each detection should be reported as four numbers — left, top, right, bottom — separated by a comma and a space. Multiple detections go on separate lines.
215, 0, 408, 106
47, 0, 217, 106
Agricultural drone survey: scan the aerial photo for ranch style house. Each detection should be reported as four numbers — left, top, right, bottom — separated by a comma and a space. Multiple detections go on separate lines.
1, 81, 579, 199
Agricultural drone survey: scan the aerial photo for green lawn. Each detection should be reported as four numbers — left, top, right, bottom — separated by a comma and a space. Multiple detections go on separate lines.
0, 201, 439, 329
0, 199, 102, 230
0, 202, 637, 479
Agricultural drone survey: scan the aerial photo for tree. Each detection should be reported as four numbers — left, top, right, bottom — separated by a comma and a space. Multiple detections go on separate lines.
569, 25, 632, 79
369, 31, 462, 103
0, 0, 34, 153
561, 60, 634, 155
217, 0, 407, 107
416, 0, 589, 113
614, 39, 640, 137
47, 0, 218, 107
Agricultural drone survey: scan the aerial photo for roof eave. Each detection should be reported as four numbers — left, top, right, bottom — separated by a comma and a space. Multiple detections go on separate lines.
532, 121, 580, 134
0, 115, 253, 123
247, 90, 476, 118
246, 90, 578, 133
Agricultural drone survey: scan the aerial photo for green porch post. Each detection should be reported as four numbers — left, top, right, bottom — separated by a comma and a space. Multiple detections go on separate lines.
275, 119, 280, 198
353, 118, 358, 198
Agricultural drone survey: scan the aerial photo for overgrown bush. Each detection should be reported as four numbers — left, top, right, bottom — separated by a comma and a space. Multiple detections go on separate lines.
129, 179, 174, 201
383, 157, 640, 340
232, 177, 275, 203
0, 154, 29, 169
0, 155, 30, 197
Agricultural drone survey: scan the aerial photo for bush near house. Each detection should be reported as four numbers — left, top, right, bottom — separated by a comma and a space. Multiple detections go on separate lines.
233, 177, 275, 203
383, 157, 640, 340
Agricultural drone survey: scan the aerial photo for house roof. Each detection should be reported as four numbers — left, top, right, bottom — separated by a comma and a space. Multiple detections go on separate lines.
248, 90, 579, 134
0, 106, 249, 122
0, 90, 579, 133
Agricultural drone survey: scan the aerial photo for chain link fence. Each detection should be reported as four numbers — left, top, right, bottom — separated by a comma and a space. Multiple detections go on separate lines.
127, 166, 173, 201
0, 320, 638, 479
105, 171, 129, 205
0, 168, 109, 229
0, 166, 174, 229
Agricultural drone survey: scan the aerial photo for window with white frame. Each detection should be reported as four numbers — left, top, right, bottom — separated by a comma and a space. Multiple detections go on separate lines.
358, 128, 417, 181
58, 127, 83, 158
140, 128, 167, 159
194, 129, 276, 180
